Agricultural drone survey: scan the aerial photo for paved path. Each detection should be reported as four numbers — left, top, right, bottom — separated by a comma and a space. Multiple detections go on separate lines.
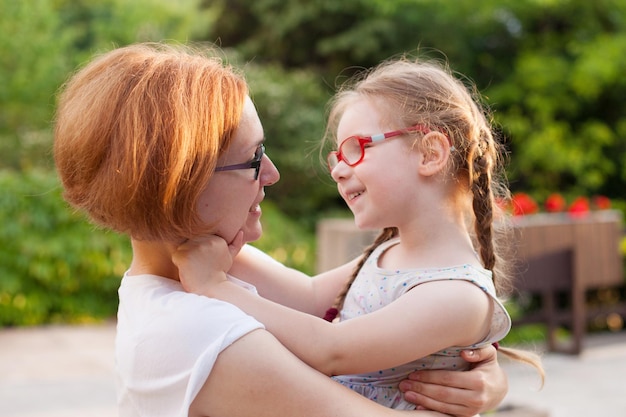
0, 324, 117, 417
501, 331, 626, 417
1, 323, 625, 416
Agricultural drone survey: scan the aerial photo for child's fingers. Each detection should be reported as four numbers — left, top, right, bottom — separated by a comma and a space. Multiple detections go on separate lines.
227, 230, 245, 259
460, 344, 497, 363
174, 235, 231, 267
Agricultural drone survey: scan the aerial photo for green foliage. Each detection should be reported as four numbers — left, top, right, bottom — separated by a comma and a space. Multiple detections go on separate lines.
487, 0, 626, 197
503, 323, 549, 346
252, 201, 317, 276
205, 0, 376, 74
0, 0, 74, 171
0, 0, 214, 171
205, 0, 523, 86
55, 0, 213, 54
0, 170, 132, 326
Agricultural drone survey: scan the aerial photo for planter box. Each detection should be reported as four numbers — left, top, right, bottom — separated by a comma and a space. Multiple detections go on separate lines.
511, 210, 623, 289
316, 219, 379, 273
509, 210, 623, 353
316, 210, 624, 354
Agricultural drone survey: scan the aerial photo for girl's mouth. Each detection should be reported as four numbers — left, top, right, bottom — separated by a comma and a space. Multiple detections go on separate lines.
347, 191, 363, 201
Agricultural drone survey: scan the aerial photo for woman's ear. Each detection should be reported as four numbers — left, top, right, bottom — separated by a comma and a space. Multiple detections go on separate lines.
417, 131, 452, 177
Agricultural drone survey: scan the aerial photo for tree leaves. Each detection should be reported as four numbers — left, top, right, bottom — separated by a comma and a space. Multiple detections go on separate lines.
0, 170, 131, 325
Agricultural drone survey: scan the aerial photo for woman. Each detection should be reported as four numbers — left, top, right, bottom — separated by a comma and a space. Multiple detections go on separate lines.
53, 42, 506, 417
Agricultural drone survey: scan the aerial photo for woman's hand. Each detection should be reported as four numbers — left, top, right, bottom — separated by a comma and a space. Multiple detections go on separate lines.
173, 232, 244, 295
398, 345, 507, 417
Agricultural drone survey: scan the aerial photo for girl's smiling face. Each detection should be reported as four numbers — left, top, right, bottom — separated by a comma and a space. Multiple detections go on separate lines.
331, 97, 424, 231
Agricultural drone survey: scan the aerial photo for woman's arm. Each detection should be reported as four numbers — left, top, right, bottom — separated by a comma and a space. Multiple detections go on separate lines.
191, 328, 447, 417
229, 244, 359, 317
399, 346, 508, 417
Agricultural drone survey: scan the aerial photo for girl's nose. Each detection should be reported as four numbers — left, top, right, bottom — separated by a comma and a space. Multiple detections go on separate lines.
330, 160, 351, 183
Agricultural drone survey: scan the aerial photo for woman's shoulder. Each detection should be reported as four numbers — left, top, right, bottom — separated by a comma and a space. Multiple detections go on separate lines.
117, 273, 264, 347
116, 274, 266, 416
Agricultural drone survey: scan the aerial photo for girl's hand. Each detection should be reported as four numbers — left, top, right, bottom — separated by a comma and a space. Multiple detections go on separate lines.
173, 231, 245, 295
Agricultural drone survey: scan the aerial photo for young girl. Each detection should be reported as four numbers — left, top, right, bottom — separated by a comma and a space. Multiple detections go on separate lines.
174, 57, 543, 411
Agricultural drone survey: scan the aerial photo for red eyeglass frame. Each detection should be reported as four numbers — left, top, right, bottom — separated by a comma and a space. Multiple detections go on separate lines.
327, 124, 446, 170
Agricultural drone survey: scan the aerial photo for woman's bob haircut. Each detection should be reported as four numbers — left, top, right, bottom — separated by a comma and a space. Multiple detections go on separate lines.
54, 42, 248, 241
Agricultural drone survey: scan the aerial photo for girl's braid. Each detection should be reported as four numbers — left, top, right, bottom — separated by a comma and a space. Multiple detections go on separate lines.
324, 227, 398, 321
468, 131, 498, 282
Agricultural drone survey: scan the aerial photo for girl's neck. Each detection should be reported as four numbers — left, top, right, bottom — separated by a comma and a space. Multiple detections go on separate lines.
381, 219, 479, 270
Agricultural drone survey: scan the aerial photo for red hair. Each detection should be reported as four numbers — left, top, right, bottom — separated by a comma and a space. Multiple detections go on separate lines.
54, 43, 248, 241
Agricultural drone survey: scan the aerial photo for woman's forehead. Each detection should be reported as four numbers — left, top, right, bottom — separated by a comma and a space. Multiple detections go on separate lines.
233, 97, 264, 150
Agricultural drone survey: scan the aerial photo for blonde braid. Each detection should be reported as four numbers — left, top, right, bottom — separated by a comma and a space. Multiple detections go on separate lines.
469, 136, 497, 271
323, 227, 397, 321
468, 130, 544, 385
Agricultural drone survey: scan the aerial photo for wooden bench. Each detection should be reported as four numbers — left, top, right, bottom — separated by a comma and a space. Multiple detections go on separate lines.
510, 248, 576, 353
510, 211, 624, 354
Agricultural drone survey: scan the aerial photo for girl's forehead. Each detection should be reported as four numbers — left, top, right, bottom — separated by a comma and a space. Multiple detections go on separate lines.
336, 98, 390, 140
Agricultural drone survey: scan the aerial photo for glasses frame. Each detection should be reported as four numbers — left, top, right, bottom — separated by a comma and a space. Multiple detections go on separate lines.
327, 124, 435, 171
215, 144, 265, 180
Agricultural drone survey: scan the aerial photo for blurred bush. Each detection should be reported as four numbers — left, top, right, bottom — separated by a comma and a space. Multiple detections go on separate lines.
0, 169, 131, 326
251, 200, 317, 276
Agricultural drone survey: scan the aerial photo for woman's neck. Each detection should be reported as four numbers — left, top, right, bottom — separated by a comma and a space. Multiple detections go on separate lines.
128, 238, 180, 281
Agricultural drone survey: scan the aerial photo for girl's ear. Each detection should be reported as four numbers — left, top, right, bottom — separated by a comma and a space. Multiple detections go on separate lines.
417, 131, 452, 177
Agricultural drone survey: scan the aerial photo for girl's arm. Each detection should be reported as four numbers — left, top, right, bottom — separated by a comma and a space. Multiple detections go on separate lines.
229, 243, 359, 317
175, 238, 493, 377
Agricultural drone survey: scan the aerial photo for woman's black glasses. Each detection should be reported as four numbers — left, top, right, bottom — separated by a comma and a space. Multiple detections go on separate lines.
215, 144, 265, 180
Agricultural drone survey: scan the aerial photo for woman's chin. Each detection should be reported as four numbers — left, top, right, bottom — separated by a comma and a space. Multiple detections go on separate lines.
241, 224, 263, 243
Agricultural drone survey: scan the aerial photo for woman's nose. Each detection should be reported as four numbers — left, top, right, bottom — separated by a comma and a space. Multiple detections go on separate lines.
260, 154, 280, 186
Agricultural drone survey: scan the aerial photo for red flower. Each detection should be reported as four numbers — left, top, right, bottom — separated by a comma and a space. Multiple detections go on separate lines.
511, 193, 538, 216
495, 197, 511, 212
568, 196, 590, 218
544, 193, 566, 212
592, 195, 611, 210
